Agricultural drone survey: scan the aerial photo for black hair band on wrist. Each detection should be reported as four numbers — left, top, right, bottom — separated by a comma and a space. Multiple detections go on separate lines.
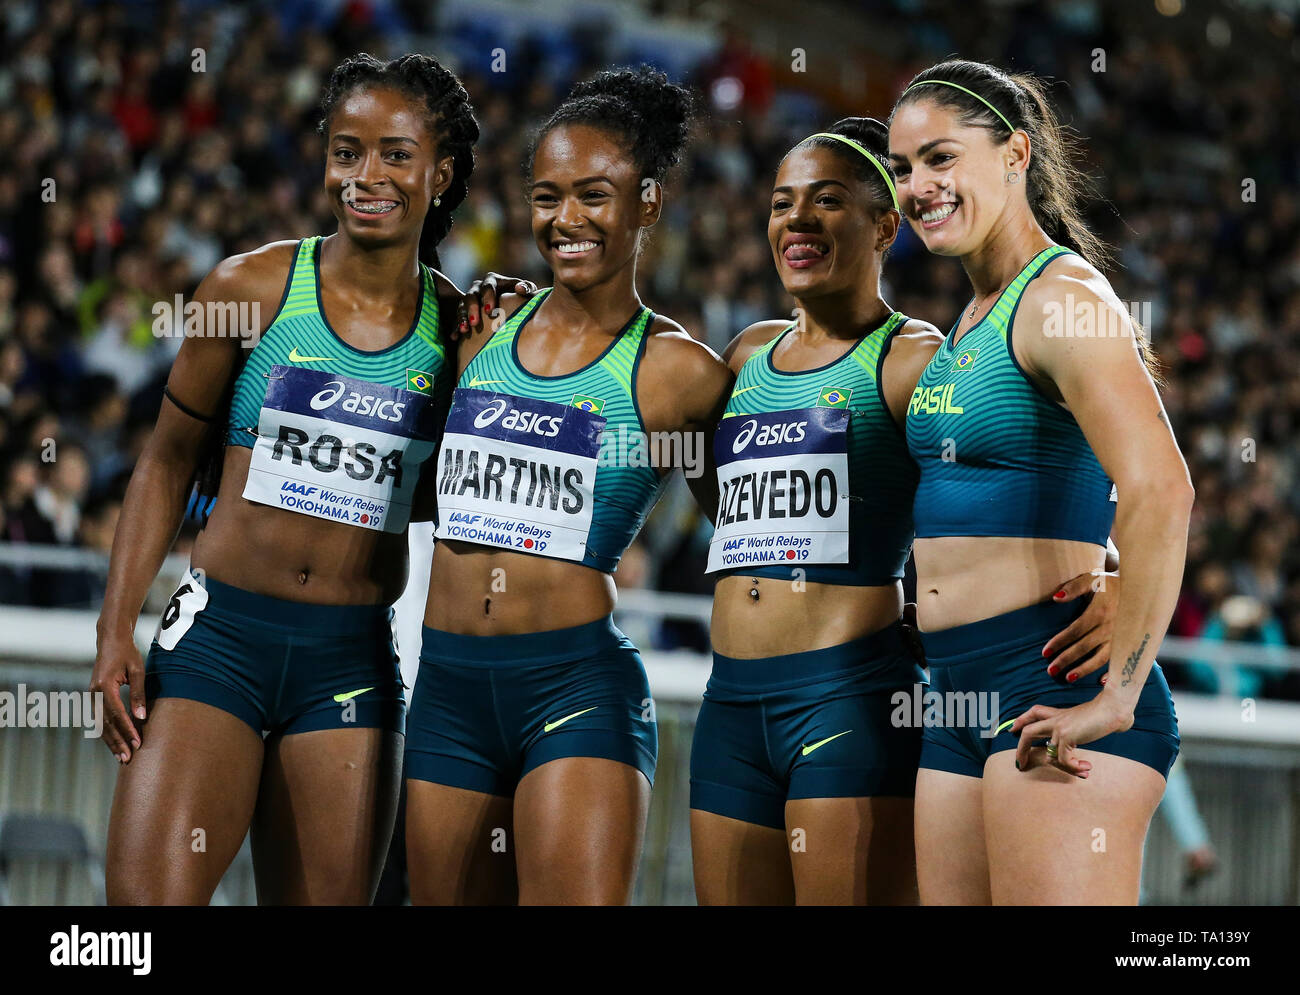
162, 385, 218, 423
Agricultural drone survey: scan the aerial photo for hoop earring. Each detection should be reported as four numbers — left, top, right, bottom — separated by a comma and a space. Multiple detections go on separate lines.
433, 195, 442, 207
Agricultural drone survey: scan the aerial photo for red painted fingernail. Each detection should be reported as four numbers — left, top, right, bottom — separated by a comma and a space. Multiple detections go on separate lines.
1047, 664, 1059, 676
1042, 647, 1051, 658
1053, 590, 1066, 600
469, 313, 478, 325
1101, 675, 1109, 685
459, 319, 467, 331
1067, 672, 1079, 683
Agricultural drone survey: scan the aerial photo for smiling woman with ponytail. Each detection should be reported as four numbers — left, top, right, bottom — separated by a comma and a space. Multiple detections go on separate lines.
888, 59, 1190, 905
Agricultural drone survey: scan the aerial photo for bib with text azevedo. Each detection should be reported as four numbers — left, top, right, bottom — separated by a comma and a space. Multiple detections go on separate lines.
242, 365, 439, 533
434, 389, 604, 561
707, 407, 850, 572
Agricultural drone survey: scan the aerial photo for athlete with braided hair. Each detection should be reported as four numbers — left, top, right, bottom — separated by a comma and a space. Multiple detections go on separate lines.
404, 66, 733, 905
92, 53, 504, 905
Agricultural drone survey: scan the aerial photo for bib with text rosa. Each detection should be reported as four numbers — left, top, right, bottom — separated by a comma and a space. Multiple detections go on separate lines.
242, 365, 439, 533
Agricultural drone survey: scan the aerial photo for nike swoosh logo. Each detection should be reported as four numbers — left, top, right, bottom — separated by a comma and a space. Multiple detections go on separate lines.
333, 687, 374, 703
995, 719, 1015, 735
731, 384, 761, 396
544, 706, 597, 733
801, 730, 852, 756
467, 376, 506, 387
289, 346, 334, 363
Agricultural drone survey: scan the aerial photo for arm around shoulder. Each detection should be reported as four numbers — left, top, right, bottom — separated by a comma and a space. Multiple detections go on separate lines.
880, 318, 945, 424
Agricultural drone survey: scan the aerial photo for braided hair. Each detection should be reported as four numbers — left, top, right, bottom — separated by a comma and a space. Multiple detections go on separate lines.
318, 52, 480, 268
189, 55, 480, 522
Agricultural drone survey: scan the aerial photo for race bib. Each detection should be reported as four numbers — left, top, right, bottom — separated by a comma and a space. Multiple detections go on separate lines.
707, 408, 850, 573
155, 570, 209, 651
433, 389, 604, 561
242, 366, 438, 534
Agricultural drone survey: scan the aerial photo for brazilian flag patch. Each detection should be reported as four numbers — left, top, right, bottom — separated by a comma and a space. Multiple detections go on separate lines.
951, 348, 980, 373
816, 386, 852, 409
571, 393, 605, 415
406, 368, 435, 395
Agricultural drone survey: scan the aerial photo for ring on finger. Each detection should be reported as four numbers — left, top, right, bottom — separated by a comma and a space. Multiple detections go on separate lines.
1046, 742, 1059, 759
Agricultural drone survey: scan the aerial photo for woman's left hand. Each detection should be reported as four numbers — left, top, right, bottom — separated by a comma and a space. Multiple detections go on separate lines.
1010, 693, 1133, 777
1041, 569, 1119, 684
453, 272, 539, 339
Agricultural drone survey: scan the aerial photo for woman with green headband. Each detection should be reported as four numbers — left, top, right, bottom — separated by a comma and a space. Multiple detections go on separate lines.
688, 116, 1114, 905
888, 59, 1187, 904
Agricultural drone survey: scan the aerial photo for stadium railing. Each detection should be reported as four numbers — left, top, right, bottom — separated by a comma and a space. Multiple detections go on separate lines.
2, 545, 1298, 905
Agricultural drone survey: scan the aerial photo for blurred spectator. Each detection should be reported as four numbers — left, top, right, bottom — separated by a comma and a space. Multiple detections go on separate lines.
1186, 595, 1290, 699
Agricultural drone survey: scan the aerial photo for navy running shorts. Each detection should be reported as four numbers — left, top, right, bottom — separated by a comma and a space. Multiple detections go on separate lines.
144, 569, 405, 736
689, 621, 926, 830
404, 615, 657, 794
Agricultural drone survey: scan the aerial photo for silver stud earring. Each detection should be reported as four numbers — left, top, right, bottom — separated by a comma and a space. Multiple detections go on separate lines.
433, 195, 442, 207
1005, 172, 1019, 184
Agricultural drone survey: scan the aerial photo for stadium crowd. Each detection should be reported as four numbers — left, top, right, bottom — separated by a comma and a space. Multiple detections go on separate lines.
0, 0, 1295, 699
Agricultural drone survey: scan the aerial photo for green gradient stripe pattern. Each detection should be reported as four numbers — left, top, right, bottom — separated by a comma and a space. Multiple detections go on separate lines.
227, 236, 449, 446
719, 311, 917, 586
905, 245, 1116, 544
457, 288, 666, 572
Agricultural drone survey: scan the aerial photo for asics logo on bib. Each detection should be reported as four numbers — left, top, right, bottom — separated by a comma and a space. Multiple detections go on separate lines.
732, 418, 808, 453
472, 398, 562, 437
309, 381, 407, 423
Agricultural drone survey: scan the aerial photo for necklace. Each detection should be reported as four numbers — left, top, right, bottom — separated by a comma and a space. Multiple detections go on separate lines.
968, 278, 1012, 321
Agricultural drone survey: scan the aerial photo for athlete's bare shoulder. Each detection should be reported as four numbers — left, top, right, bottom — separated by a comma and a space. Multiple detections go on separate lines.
1017, 250, 1133, 357
640, 313, 732, 428
1012, 248, 1144, 401
162, 241, 299, 418
880, 317, 946, 424
199, 239, 299, 314
450, 289, 536, 375
721, 318, 792, 372
643, 313, 726, 373
1021, 249, 1122, 317
889, 316, 946, 362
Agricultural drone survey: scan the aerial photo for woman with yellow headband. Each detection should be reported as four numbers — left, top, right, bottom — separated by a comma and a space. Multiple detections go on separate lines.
688, 117, 1114, 904
889, 59, 1187, 904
